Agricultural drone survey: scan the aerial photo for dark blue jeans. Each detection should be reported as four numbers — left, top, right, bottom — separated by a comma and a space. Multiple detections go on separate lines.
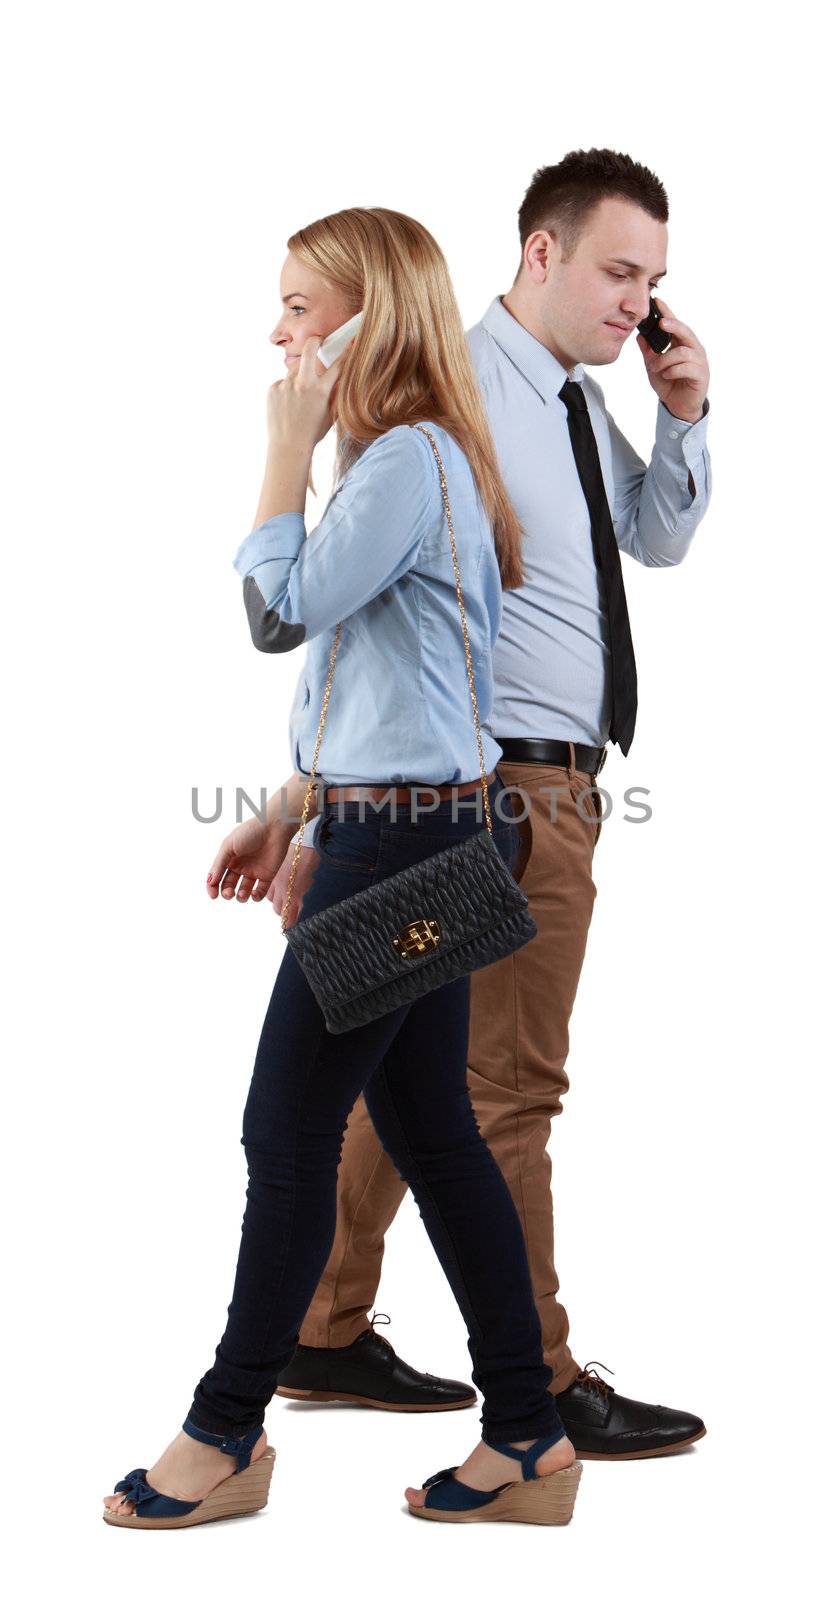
188, 775, 561, 1446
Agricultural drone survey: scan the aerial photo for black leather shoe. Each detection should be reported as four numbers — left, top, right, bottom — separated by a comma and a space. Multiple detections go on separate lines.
275, 1317, 476, 1412
556, 1364, 706, 1459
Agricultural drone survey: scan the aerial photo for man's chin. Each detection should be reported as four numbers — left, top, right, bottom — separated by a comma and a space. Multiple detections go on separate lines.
578, 347, 623, 368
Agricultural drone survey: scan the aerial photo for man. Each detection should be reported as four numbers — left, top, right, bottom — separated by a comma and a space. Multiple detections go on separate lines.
211, 149, 711, 1458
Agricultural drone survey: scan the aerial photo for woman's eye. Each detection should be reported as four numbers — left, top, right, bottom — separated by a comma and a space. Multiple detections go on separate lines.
290, 304, 306, 315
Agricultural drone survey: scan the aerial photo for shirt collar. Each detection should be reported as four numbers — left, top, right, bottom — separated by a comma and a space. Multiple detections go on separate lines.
479, 295, 585, 403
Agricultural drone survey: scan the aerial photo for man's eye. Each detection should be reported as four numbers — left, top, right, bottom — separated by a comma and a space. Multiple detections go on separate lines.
609, 272, 628, 281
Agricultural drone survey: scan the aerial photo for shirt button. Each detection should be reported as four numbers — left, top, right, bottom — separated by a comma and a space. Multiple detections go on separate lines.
667, 428, 679, 440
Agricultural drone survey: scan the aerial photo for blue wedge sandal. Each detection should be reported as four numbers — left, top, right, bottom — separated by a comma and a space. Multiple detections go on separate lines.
102, 1419, 276, 1529
408, 1430, 582, 1525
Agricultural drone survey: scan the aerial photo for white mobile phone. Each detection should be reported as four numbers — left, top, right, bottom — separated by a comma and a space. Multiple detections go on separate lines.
317, 311, 364, 368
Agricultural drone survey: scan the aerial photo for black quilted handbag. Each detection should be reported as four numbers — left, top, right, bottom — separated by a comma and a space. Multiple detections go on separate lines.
282, 425, 538, 1034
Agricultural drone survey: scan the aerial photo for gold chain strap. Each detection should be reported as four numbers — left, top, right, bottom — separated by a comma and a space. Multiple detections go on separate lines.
280, 423, 492, 930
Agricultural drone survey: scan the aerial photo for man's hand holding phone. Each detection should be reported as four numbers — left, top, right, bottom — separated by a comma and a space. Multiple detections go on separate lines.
636, 296, 710, 425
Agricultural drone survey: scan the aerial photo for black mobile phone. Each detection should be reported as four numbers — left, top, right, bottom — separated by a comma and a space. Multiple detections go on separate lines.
637, 297, 671, 354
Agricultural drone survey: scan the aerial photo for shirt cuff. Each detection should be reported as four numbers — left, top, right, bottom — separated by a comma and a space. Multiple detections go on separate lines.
290, 810, 322, 850
232, 512, 306, 577
655, 398, 709, 473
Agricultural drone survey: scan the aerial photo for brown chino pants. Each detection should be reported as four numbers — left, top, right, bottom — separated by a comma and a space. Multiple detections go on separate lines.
297, 755, 603, 1395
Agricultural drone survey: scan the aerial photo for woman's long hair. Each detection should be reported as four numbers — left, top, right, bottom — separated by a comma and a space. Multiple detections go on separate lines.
286, 207, 525, 590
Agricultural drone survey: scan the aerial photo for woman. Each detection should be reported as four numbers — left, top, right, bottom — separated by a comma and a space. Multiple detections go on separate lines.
103, 208, 580, 1529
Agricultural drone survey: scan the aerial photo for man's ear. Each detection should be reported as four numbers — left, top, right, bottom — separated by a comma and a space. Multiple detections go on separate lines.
524, 228, 555, 285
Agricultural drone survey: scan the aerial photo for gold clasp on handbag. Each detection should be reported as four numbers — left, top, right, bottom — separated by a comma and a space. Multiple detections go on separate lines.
392, 918, 443, 960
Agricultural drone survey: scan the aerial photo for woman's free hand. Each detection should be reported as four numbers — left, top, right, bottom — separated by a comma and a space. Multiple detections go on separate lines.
207, 816, 291, 904
266, 840, 321, 928
266, 336, 344, 453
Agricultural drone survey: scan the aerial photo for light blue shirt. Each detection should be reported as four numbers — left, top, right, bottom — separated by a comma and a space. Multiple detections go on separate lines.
468, 297, 712, 745
232, 421, 505, 791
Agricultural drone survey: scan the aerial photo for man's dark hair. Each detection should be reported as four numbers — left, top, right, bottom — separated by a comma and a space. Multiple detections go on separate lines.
518, 149, 668, 261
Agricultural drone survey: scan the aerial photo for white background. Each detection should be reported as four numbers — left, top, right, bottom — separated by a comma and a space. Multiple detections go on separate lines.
3, 2, 832, 1596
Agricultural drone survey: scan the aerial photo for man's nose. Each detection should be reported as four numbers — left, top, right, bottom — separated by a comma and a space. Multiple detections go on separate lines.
621, 287, 651, 323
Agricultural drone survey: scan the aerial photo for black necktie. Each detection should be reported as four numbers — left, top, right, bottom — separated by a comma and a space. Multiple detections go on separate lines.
560, 377, 638, 755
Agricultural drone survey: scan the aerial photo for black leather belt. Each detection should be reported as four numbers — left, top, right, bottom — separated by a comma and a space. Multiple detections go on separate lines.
497, 737, 608, 775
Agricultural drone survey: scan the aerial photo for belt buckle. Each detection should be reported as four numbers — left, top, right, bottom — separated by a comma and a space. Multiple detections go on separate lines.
595, 747, 608, 776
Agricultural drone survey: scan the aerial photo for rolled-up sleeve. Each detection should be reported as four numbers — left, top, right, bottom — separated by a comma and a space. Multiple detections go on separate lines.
232, 425, 434, 652
610, 399, 712, 569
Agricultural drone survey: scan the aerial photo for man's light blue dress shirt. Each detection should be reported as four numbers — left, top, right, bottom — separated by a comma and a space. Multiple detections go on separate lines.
233, 298, 712, 843
232, 421, 506, 790
468, 297, 712, 746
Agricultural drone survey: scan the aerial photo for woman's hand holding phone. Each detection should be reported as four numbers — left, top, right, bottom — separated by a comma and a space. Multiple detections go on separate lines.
266, 336, 344, 452
253, 338, 345, 522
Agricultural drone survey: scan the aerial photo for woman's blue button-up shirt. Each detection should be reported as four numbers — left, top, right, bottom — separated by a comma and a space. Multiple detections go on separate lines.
232, 421, 505, 787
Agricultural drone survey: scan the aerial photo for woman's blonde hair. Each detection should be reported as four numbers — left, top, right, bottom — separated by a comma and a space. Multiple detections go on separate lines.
286, 207, 525, 590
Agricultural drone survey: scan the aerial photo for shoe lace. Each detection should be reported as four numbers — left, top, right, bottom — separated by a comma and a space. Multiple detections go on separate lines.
575, 1359, 614, 1395
369, 1309, 394, 1352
